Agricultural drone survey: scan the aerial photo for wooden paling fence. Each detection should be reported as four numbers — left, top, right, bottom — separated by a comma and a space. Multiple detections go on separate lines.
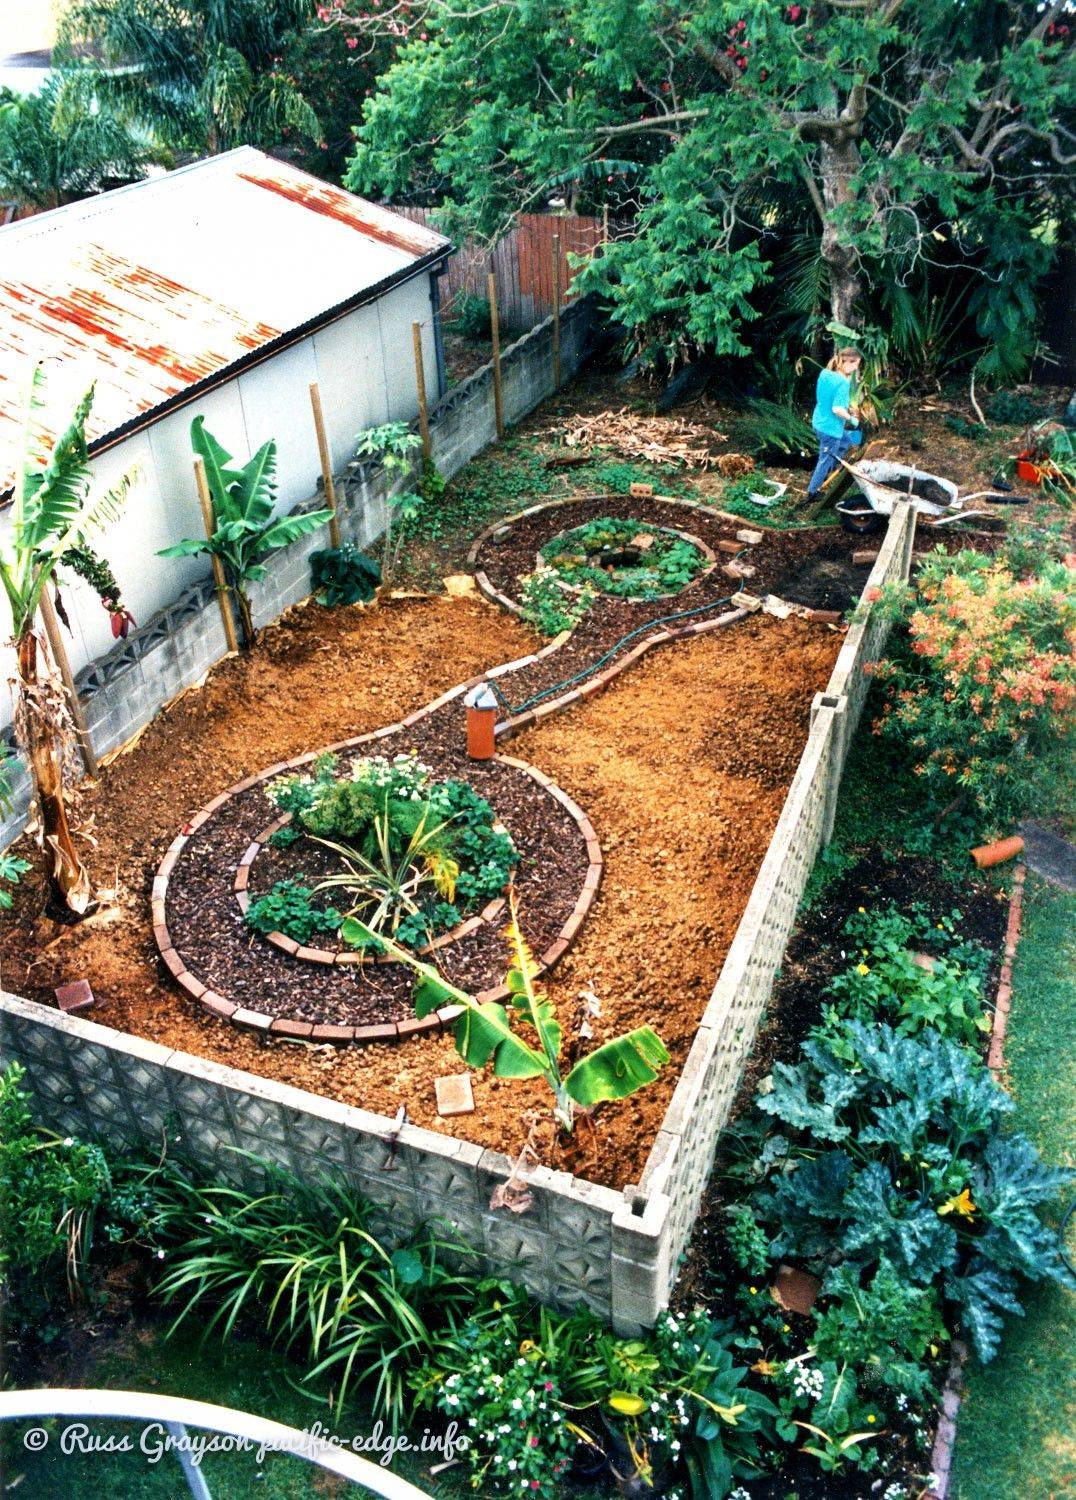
396, 208, 618, 330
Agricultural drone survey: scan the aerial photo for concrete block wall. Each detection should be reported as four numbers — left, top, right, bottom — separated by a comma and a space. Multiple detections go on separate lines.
0, 992, 633, 1329
631, 503, 919, 1298
0, 297, 600, 850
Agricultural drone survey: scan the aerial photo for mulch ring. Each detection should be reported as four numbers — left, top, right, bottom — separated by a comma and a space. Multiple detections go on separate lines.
472, 494, 875, 620
162, 716, 593, 1035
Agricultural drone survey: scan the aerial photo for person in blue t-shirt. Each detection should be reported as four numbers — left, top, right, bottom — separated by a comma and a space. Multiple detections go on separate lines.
804, 347, 863, 503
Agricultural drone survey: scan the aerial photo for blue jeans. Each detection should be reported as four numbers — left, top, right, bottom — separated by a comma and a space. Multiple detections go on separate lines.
808, 426, 862, 495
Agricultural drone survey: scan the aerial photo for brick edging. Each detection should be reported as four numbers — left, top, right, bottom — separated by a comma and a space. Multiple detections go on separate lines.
531, 521, 720, 601
155, 747, 602, 1045
927, 861, 1027, 1499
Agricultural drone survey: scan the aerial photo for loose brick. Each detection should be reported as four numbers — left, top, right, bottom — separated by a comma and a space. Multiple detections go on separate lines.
295, 945, 336, 965
201, 993, 238, 1020
353, 1022, 399, 1043
55, 979, 95, 1014
435, 1073, 475, 1116
397, 1014, 439, 1039
311, 1023, 356, 1043
270, 1017, 314, 1039
231, 1006, 272, 1032
717, 538, 742, 555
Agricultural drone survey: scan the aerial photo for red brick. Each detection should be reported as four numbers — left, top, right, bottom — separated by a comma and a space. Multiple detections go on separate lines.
397, 1014, 439, 1039
436, 1005, 465, 1029
295, 945, 336, 965
201, 993, 237, 1019
55, 980, 95, 1014
717, 538, 742, 555
542, 938, 570, 966
177, 971, 207, 1001
270, 1017, 314, 1039
311, 1023, 356, 1042
353, 1022, 400, 1043
159, 947, 184, 979
267, 931, 300, 956
435, 1074, 475, 1117
234, 864, 250, 892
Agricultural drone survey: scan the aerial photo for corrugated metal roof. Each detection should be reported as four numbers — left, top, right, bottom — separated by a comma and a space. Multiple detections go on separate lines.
0, 148, 450, 478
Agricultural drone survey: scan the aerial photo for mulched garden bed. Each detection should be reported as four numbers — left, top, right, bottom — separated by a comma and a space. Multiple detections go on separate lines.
165, 724, 589, 1030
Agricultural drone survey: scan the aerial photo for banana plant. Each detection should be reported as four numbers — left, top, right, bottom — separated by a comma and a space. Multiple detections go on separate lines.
0, 369, 135, 913
343, 890, 669, 1132
159, 417, 332, 648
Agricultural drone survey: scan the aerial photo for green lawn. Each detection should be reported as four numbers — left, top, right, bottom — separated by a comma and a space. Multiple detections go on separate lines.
950, 875, 1076, 1500
1, 1322, 474, 1499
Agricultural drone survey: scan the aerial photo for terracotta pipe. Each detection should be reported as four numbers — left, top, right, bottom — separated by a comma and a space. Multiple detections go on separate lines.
971, 835, 1024, 869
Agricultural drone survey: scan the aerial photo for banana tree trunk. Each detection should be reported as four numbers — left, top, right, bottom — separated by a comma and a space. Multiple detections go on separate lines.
16, 629, 92, 915
232, 588, 256, 650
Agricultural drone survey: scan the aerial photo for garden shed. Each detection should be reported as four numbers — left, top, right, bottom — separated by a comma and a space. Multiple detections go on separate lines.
0, 146, 452, 721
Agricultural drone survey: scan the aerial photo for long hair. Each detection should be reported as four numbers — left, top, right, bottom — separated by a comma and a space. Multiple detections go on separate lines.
827, 346, 862, 372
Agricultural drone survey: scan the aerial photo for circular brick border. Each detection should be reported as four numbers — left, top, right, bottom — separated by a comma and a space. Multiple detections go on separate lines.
235, 811, 508, 966
534, 519, 718, 602
154, 749, 602, 1045
467, 492, 738, 617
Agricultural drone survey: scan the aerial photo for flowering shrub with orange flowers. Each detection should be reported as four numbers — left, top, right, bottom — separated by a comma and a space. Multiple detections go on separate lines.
869, 549, 1076, 825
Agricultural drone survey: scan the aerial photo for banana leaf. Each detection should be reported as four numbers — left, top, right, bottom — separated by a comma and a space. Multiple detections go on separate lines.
564, 1027, 670, 1106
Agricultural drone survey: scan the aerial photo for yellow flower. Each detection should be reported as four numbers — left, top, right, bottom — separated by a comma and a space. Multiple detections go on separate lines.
867, 1414, 877, 1424
749, 1286, 758, 1295
938, 1187, 977, 1219
856, 963, 871, 976
858, 906, 866, 913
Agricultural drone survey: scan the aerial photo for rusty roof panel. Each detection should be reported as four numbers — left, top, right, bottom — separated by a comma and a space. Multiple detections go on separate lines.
0, 148, 451, 477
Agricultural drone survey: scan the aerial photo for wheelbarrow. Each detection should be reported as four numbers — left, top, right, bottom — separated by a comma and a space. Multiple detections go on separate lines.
833, 458, 1000, 535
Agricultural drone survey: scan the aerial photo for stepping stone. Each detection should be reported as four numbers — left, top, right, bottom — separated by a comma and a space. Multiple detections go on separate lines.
435, 1073, 475, 1117
1019, 821, 1076, 891
55, 980, 95, 1015
735, 528, 763, 545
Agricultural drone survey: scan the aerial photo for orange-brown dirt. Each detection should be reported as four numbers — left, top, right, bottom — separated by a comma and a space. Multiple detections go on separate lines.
0, 594, 838, 1189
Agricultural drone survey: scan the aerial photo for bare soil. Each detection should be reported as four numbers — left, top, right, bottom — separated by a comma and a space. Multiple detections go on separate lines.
0, 591, 837, 1189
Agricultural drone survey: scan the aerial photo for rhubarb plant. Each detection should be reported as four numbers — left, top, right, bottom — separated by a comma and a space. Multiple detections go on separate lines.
344, 891, 669, 1131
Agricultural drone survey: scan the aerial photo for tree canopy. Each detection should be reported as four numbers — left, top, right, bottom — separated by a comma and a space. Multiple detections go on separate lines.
342, 0, 1075, 377
59, 0, 324, 156
0, 71, 155, 214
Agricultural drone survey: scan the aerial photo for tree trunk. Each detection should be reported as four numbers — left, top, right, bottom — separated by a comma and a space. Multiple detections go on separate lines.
819, 136, 864, 329
16, 629, 92, 915
233, 588, 256, 650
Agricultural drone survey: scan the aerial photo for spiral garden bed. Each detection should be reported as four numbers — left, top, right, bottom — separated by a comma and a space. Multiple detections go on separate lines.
153, 494, 852, 1043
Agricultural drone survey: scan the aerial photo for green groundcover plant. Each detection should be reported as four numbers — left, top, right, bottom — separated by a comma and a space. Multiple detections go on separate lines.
811, 903, 992, 1056
248, 751, 517, 950
540, 516, 707, 601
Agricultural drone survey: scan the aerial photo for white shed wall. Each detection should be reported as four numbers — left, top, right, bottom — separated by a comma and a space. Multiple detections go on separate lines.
0, 272, 439, 732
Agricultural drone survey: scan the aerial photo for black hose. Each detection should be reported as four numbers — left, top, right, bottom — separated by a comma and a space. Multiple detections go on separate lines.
490, 589, 739, 719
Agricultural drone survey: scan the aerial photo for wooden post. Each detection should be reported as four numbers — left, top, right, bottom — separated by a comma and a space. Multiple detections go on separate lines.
38, 586, 98, 778
308, 381, 341, 548
411, 321, 431, 462
602, 204, 609, 245
551, 231, 562, 390
488, 271, 504, 441
193, 456, 239, 655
